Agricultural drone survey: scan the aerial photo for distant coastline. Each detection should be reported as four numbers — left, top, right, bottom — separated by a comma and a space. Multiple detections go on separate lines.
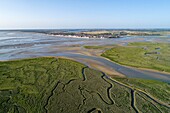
48, 34, 90, 39
44, 29, 165, 39
47, 32, 122, 39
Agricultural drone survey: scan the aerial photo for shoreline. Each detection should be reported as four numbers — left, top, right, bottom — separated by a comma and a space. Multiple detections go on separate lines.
47, 34, 115, 39
48, 34, 90, 39
1, 55, 170, 83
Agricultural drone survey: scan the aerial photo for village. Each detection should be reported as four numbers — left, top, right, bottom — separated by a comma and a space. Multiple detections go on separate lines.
48, 32, 122, 38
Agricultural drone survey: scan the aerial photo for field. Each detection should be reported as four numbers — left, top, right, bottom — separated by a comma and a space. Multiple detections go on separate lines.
114, 77, 170, 104
101, 42, 170, 72
84, 46, 106, 49
84, 45, 115, 50
0, 57, 170, 113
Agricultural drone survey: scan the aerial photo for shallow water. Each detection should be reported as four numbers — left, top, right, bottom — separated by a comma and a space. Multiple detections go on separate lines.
0, 31, 170, 82
55, 53, 170, 83
0, 31, 169, 60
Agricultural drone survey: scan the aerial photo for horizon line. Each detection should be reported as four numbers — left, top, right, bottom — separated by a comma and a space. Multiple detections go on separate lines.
1, 28, 170, 31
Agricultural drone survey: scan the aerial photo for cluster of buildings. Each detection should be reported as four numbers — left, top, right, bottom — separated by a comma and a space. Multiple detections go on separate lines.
49, 32, 121, 39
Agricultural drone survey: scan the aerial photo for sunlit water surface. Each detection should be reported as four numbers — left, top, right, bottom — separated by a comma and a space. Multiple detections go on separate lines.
0, 31, 169, 60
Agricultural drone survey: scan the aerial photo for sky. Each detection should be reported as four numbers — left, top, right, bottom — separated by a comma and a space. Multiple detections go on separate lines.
0, 0, 170, 29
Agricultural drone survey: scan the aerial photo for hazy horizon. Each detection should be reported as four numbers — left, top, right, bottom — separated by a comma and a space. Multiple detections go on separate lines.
0, 0, 170, 29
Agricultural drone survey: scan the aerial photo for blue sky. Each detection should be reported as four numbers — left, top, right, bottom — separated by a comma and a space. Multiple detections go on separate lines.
0, 0, 170, 29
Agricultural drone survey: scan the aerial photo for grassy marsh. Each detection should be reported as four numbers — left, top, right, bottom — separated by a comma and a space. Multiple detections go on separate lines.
101, 42, 170, 72
0, 57, 170, 113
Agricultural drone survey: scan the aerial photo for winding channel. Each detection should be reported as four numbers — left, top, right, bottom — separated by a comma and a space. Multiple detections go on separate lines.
55, 52, 170, 83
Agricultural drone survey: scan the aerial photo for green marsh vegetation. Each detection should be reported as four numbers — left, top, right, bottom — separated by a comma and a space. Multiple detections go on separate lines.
114, 77, 170, 104
0, 57, 170, 113
84, 45, 116, 50
84, 46, 105, 49
101, 42, 170, 72
0, 57, 85, 113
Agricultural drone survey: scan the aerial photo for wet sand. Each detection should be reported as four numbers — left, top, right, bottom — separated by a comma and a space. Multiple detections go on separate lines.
62, 57, 125, 77
54, 52, 170, 83
1, 31, 170, 82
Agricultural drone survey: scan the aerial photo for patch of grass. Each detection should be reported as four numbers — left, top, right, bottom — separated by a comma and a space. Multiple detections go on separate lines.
114, 77, 170, 104
0, 57, 169, 113
0, 57, 85, 113
84, 45, 115, 50
135, 92, 164, 113
84, 46, 105, 49
47, 68, 134, 113
101, 42, 170, 72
